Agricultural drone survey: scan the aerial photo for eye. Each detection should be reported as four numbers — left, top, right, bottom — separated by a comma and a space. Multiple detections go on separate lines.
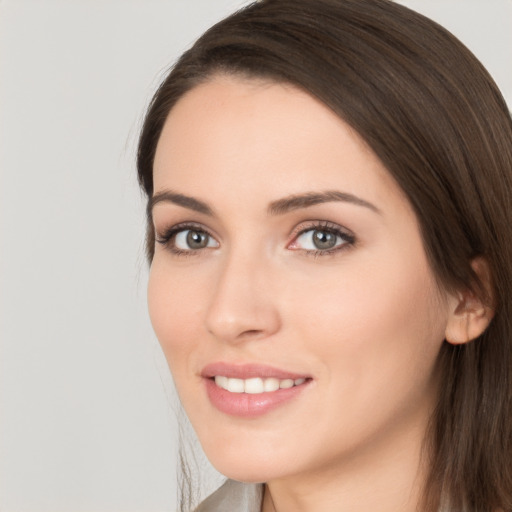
156, 224, 219, 254
289, 223, 355, 254
175, 229, 217, 250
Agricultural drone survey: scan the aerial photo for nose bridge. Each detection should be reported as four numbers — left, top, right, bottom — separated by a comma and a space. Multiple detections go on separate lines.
205, 242, 281, 343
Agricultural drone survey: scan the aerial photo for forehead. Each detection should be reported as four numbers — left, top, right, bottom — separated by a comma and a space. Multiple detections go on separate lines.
155, 74, 370, 164
152, 75, 408, 215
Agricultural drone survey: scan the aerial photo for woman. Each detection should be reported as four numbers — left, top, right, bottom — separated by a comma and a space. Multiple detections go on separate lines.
137, 0, 512, 510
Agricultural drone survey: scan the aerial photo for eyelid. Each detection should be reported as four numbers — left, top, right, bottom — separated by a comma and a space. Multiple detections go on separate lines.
287, 220, 356, 253
155, 219, 355, 257
289, 220, 354, 239
155, 221, 220, 254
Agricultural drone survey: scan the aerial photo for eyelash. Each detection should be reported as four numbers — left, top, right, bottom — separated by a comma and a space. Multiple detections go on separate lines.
155, 221, 356, 258
155, 222, 214, 257
291, 221, 356, 258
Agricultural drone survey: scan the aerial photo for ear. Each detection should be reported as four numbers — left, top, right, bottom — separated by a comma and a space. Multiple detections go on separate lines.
445, 257, 495, 345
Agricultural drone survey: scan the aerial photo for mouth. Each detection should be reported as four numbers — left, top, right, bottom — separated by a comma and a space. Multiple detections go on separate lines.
212, 375, 307, 394
201, 362, 312, 417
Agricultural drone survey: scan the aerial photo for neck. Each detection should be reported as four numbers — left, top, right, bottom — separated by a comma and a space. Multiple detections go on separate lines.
261, 413, 431, 512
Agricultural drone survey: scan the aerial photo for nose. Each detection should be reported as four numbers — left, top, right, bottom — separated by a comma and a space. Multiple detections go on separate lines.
204, 250, 281, 344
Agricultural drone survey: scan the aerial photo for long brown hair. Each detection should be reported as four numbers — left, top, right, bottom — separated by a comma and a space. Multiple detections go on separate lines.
137, 1, 512, 510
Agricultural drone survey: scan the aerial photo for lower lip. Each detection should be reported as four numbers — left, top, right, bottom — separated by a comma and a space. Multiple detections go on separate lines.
205, 378, 310, 418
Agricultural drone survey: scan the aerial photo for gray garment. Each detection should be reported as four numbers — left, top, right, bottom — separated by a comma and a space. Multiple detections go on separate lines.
195, 480, 263, 512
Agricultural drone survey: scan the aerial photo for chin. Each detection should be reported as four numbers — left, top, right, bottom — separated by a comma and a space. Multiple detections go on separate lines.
210, 462, 276, 484
202, 443, 291, 484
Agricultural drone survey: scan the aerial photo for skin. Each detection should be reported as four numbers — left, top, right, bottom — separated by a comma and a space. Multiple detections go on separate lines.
148, 75, 489, 512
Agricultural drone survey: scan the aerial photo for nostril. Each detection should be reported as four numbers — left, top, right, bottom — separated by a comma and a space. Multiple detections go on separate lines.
239, 329, 264, 338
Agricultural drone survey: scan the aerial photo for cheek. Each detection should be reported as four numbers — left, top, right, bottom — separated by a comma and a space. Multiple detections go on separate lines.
286, 253, 447, 392
147, 260, 206, 375
275, 257, 447, 456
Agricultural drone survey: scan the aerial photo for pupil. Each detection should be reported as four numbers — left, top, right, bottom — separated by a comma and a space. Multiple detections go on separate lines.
187, 230, 208, 249
313, 230, 336, 250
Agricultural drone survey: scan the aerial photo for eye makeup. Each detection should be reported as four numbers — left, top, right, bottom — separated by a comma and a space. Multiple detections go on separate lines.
155, 219, 356, 259
287, 220, 356, 258
155, 222, 217, 257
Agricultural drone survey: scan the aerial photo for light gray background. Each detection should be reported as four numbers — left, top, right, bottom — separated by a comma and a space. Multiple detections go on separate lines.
1, 1, 511, 511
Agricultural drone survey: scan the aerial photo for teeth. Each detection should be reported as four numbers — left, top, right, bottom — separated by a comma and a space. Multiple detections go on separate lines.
214, 376, 307, 393
279, 379, 294, 389
245, 377, 264, 394
226, 378, 245, 393
264, 378, 280, 392
215, 375, 228, 389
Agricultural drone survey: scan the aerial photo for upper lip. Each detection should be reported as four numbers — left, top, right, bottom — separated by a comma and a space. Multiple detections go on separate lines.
201, 362, 310, 380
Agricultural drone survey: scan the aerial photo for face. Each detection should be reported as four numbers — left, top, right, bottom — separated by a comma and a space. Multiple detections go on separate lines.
148, 75, 452, 484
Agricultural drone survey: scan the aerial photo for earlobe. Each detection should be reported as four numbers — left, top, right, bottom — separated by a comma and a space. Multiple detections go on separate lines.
444, 296, 494, 345
444, 258, 495, 345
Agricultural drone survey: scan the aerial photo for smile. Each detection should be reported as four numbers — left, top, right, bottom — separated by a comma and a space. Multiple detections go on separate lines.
202, 363, 312, 417
214, 376, 306, 394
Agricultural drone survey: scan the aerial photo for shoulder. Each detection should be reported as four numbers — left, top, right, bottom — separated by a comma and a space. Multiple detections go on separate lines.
194, 479, 263, 512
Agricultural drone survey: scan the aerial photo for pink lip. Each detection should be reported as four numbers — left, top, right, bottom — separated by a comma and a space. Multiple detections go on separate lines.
201, 362, 312, 418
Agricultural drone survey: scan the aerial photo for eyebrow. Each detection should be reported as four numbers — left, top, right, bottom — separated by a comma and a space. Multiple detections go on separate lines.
149, 189, 380, 217
149, 190, 214, 216
268, 190, 380, 216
